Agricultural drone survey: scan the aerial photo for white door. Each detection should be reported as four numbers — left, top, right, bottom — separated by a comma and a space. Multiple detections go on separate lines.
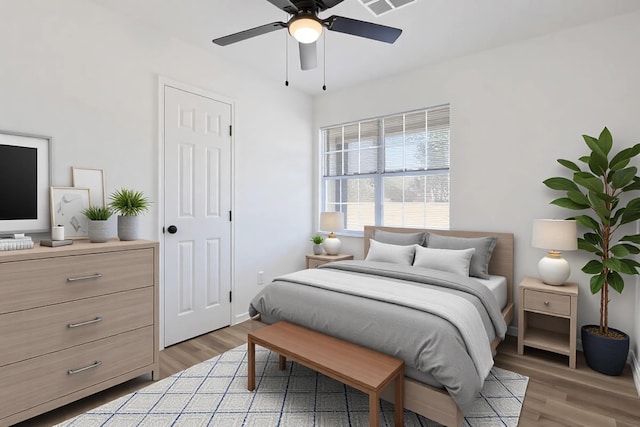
163, 85, 232, 347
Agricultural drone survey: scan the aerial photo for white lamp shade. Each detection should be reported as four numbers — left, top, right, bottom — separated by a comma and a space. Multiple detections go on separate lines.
319, 212, 345, 233
532, 219, 577, 251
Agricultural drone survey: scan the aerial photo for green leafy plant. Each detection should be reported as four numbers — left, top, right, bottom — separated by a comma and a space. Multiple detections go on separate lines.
109, 188, 151, 216
310, 235, 324, 244
82, 205, 113, 221
543, 127, 640, 335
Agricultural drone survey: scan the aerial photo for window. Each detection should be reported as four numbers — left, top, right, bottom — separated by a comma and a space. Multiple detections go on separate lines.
321, 104, 450, 232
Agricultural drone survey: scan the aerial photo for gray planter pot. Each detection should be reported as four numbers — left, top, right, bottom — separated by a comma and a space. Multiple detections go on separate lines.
88, 220, 110, 243
117, 215, 141, 241
313, 244, 323, 255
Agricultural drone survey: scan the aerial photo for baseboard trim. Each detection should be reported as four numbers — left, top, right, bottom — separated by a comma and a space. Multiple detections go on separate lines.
631, 350, 640, 397
234, 311, 250, 324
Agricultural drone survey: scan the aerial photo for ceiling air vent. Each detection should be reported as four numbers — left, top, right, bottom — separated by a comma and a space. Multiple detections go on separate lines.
359, 0, 416, 17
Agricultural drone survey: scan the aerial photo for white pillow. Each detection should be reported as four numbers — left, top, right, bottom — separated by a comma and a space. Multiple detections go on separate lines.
365, 239, 416, 265
413, 246, 476, 276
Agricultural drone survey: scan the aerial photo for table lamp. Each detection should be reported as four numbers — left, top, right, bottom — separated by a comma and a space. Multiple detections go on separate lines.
320, 212, 345, 255
532, 219, 578, 285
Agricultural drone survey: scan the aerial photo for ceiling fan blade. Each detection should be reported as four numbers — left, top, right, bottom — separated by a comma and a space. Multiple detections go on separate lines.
212, 22, 287, 46
299, 41, 318, 70
265, 0, 299, 14
324, 15, 402, 44
317, 0, 345, 10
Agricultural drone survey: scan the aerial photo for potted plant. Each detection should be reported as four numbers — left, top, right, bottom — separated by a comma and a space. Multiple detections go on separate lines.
310, 235, 324, 255
543, 127, 640, 375
109, 188, 151, 241
82, 206, 113, 243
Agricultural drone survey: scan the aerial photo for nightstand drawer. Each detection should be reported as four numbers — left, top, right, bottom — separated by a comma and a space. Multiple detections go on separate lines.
306, 254, 353, 269
524, 289, 571, 316
307, 259, 327, 269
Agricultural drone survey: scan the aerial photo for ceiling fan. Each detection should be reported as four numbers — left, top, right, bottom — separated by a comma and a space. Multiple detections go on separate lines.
212, 0, 402, 71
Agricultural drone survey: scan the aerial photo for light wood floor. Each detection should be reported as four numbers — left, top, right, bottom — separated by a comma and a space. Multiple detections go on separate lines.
15, 320, 640, 426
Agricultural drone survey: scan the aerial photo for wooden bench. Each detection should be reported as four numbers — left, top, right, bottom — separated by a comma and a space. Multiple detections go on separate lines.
248, 321, 404, 427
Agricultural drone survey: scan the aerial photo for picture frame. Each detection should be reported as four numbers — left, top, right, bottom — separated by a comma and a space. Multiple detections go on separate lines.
50, 186, 91, 239
72, 167, 106, 207
0, 130, 52, 234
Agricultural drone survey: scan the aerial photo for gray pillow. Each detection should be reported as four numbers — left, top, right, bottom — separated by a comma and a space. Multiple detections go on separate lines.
365, 239, 416, 265
373, 230, 425, 246
413, 246, 476, 276
426, 233, 497, 279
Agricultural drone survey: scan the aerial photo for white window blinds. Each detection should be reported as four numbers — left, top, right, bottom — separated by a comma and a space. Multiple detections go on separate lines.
321, 104, 450, 232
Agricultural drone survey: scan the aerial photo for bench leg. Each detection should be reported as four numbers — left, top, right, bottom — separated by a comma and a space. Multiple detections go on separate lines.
369, 392, 379, 427
279, 354, 286, 371
394, 373, 404, 427
248, 339, 255, 391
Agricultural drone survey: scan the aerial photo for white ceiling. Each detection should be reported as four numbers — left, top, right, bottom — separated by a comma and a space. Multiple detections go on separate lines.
89, 0, 640, 95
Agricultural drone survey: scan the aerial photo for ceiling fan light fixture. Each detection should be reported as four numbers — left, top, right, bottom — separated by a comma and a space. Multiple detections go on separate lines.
288, 15, 323, 44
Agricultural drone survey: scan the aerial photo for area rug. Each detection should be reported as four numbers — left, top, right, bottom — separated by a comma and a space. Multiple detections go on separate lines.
57, 344, 528, 426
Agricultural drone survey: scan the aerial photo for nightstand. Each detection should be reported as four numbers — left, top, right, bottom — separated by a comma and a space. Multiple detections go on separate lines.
518, 276, 578, 368
306, 253, 353, 269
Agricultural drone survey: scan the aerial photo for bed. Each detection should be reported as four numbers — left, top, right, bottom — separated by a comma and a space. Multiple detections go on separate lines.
249, 225, 514, 426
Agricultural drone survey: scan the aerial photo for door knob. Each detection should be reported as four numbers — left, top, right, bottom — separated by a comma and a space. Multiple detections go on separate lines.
167, 225, 178, 234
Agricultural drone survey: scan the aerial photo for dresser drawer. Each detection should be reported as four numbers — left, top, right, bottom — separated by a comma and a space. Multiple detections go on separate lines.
0, 287, 153, 367
0, 326, 154, 420
524, 289, 571, 316
0, 248, 154, 314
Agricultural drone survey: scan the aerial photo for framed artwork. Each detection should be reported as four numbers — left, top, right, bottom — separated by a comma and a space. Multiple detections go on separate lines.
0, 130, 52, 234
72, 167, 106, 207
50, 187, 91, 239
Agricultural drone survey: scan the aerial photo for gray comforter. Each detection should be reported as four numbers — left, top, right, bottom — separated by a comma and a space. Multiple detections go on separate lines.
248, 260, 507, 414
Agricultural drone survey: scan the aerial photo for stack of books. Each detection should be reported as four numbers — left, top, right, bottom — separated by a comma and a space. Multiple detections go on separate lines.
0, 235, 34, 251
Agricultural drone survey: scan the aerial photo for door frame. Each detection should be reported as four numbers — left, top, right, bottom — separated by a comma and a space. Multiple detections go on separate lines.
157, 76, 235, 350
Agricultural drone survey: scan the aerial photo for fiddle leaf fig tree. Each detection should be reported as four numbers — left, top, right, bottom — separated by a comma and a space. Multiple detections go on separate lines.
543, 127, 640, 335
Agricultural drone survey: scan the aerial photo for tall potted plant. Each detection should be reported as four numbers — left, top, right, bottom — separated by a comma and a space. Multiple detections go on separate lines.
109, 188, 150, 241
543, 127, 640, 375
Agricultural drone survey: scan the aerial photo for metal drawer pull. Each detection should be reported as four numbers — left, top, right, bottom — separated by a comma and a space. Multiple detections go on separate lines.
68, 360, 102, 375
68, 317, 103, 328
544, 301, 550, 305
67, 273, 103, 282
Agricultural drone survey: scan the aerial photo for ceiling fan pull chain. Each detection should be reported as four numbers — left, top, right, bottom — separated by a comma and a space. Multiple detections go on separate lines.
285, 18, 289, 87
322, 31, 327, 91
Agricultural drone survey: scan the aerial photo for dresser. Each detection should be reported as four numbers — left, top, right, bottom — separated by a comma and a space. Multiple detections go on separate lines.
0, 240, 159, 426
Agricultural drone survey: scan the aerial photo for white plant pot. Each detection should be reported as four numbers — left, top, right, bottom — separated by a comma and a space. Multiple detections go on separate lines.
117, 215, 140, 241
88, 220, 110, 243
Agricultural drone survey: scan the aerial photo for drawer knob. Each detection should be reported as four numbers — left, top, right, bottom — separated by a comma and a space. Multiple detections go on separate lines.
68, 360, 102, 375
544, 301, 550, 305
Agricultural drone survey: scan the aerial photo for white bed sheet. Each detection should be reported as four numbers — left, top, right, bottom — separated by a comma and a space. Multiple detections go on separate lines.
475, 275, 507, 309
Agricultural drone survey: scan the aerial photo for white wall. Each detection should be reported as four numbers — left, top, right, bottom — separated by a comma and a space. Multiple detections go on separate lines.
0, 0, 313, 328
313, 11, 640, 346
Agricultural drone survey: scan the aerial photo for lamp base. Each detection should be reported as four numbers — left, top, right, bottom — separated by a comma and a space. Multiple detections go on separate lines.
323, 237, 341, 256
538, 251, 570, 286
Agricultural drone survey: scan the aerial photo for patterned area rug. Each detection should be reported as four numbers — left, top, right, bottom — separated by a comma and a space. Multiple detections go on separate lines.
57, 344, 528, 426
